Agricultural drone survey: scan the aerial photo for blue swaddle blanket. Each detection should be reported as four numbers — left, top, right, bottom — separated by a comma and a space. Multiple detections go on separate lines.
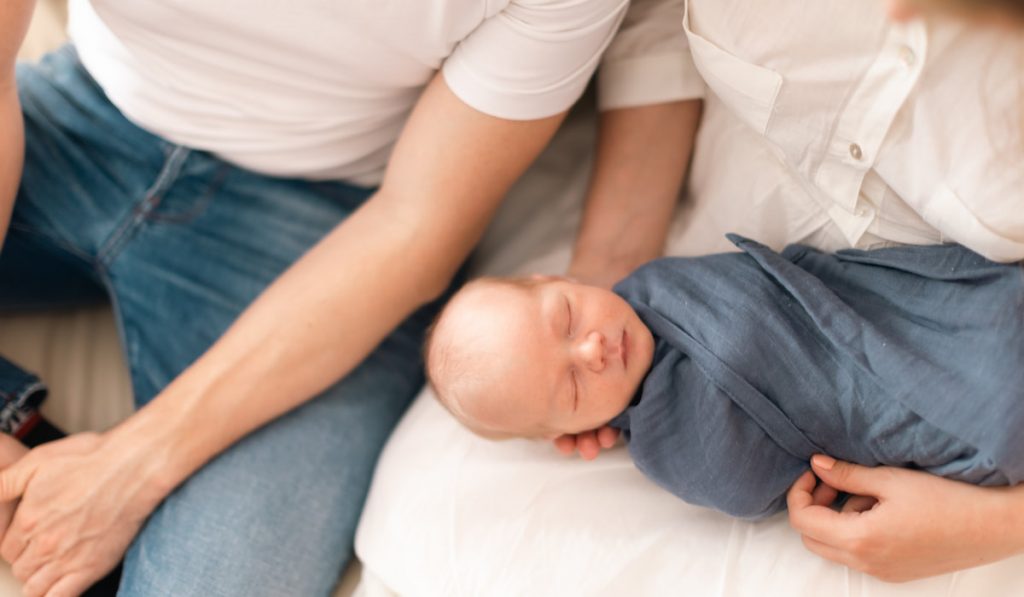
609, 235, 1024, 519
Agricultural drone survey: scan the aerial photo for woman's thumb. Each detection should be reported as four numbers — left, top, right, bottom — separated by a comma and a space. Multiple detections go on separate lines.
810, 454, 888, 497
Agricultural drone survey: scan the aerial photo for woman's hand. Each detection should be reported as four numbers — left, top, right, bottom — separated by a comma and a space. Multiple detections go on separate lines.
787, 454, 1024, 582
0, 431, 168, 597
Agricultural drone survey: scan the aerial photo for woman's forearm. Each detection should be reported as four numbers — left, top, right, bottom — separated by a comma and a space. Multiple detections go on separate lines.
570, 99, 701, 286
999, 483, 1024, 555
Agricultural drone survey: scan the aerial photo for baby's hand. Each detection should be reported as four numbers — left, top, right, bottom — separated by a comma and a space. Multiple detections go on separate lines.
553, 426, 619, 460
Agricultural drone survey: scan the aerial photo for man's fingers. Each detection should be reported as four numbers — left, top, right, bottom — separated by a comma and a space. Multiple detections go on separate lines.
0, 458, 31, 503
810, 455, 888, 498
43, 571, 94, 597
21, 559, 61, 597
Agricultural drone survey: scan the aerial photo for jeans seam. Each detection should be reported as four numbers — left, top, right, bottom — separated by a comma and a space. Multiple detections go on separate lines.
97, 145, 191, 266
145, 163, 229, 224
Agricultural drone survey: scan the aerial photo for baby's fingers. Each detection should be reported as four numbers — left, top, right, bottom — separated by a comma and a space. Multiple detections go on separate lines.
576, 432, 601, 460
553, 435, 576, 456
596, 426, 619, 449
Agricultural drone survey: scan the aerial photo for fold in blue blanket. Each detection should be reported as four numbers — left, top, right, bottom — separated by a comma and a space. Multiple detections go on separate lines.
609, 235, 1024, 519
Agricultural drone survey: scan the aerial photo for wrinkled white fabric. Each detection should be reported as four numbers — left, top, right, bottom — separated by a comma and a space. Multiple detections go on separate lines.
600, 0, 1024, 262
69, 0, 627, 185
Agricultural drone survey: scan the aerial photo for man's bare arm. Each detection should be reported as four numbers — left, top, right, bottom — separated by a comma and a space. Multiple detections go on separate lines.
0, 74, 566, 595
0, 0, 36, 248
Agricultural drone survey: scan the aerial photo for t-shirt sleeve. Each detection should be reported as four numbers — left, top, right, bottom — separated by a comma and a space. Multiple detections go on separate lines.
442, 0, 629, 120
597, 0, 705, 111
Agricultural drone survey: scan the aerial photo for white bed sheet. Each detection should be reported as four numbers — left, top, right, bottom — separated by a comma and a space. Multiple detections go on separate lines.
354, 105, 1024, 596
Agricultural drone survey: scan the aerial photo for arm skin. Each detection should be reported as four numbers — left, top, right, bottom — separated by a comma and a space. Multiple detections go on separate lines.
0, 74, 566, 597
568, 99, 701, 289
787, 455, 1024, 582
0, 0, 36, 249
556, 98, 701, 460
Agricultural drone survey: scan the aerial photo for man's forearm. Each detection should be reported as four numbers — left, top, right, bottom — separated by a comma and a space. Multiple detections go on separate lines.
0, 0, 36, 248
0, 86, 23, 248
108, 192, 455, 492
100, 75, 565, 498
571, 99, 701, 284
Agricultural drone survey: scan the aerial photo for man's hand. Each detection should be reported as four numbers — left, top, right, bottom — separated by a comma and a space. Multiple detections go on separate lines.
0, 432, 166, 597
787, 454, 1024, 583
0, 434, 27, 538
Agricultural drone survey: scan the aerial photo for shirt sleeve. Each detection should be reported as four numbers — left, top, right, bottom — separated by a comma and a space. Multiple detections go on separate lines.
442, 0, 629, 121
597, 0, 705, 111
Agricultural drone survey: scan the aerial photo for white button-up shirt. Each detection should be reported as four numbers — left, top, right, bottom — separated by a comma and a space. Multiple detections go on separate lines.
599, 0, 1024, 262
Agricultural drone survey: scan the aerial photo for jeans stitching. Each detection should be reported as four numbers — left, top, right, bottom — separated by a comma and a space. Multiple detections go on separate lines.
145, 164, 230, 225
97, 145, 191, 265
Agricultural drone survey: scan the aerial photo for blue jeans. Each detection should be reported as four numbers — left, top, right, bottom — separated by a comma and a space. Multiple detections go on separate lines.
0, 46, 441, 596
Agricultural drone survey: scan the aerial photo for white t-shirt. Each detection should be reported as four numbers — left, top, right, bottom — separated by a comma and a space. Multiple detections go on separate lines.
68, 0, 627, 185
598, 0, 1024, 263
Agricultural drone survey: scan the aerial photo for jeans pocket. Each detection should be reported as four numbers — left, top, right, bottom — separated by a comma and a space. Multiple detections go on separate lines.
145, 162, 230, 225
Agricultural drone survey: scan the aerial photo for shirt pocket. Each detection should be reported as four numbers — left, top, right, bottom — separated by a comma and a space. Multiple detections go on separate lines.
682, 2, 782, 135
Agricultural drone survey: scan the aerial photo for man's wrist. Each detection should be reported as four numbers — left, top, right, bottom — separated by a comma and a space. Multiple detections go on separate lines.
102, 385, 215, 502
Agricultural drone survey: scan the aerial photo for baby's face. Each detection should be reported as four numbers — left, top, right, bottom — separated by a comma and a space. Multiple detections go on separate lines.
430, 277, 655, 438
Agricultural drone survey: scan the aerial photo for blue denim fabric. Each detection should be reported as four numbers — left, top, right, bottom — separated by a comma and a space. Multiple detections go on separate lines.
612, 235, 1024, 519
2, 46, 441, 596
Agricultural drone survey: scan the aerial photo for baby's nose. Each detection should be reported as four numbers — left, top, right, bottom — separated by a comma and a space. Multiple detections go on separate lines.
576, 330, 607, 372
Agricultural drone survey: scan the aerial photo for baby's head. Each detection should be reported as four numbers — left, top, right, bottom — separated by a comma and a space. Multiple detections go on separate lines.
425, 275, 655, 440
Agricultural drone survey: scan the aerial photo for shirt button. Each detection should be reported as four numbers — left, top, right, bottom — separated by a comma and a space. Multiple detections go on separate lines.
849, 143, 863, 160
899, 45, 916, 67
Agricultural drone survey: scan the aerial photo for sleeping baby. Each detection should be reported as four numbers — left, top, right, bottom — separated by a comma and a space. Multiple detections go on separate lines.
425, 235, 1024, 518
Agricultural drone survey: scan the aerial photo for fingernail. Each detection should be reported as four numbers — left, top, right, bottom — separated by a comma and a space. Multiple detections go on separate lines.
812, 454, 835, 471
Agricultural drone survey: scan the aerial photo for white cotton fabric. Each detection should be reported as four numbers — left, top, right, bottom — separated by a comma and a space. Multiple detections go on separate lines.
597, 0, 705, 110
356, 2, 1024, 585
354, 103, 1024, 596
599, 0, 1024, 262
67, 0, 627, 186
357, 395, 1024, 596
